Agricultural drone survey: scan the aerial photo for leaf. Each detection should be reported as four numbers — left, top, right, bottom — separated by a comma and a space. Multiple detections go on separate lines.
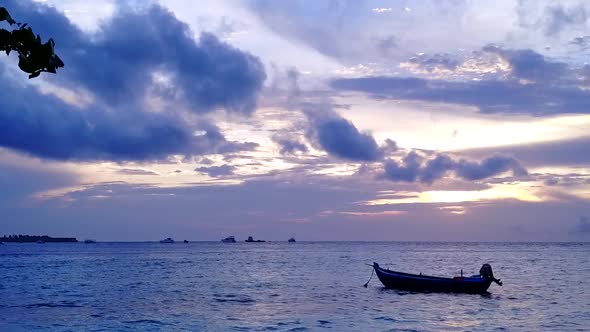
55, 55, 64, 67
0, 7, 16, 25
28, 71, 41, 79
1, 8, 65, 78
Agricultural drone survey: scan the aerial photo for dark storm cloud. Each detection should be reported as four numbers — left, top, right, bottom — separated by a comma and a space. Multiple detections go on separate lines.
5, 0, 266, 114
195, 165, 236, 177
0, 1, 264, 161
331, 47, 590, 116
383, 153, 527, 184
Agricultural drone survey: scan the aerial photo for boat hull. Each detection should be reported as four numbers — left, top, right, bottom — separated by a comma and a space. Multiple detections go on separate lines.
373, 263, 492, 294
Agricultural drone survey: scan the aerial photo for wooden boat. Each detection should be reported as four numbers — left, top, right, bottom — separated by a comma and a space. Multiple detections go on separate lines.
371, 262, 502, 294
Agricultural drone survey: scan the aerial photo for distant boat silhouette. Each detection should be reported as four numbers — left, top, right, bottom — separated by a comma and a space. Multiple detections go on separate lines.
160, 237, 174, 243
221, 236, 236, 243
245, 236, 265, 243
36, 240, 45, 244
183, 240, 189, 243
84, 239, 97, 244
288, 237, 296, 243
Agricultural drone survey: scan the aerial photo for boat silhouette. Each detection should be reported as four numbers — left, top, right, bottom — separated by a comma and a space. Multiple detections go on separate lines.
221, 236, 236, 243
369, 262, 502, 294
245, 236, 265, 243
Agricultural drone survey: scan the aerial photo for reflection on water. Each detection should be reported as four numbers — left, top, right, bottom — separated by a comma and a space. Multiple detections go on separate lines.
0, 242, 588, 331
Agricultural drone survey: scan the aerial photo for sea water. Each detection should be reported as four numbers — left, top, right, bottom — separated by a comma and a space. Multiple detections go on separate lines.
0, 242, 588, 331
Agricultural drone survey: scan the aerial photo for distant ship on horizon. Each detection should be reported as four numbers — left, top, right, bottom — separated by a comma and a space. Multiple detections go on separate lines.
221, 236, 236, 243
288, 237, 296, 243
245, 236, 265, 243
160, 237, 174, 243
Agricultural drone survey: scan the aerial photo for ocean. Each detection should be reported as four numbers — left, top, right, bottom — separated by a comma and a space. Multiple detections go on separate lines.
0, 242, 588, 331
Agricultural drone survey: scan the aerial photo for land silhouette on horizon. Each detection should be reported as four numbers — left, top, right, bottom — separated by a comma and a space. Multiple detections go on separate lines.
1, 235, 78, 243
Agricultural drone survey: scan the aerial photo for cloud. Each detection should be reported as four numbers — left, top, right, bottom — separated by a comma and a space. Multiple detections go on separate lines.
305, 109, 382, 161
383, 151, 423, 182
195, 165, 236, 177
482, 45, 567, 82
0, 155, 78, 205
543, 4, 587, 36
0, 76, 255, 161
6, 0, 266, 114
383, 152, 527, 184
460, 136, 590, 168
247, 0, 368, 60
0, 1, 264, 161
273, 137, 308, 155
117, 169, 159, 176
288, 69, 527, 183
454, 155, 528, 180
331, 46, 590, 116
401, 53, 459, 74
570, 35, 590, 49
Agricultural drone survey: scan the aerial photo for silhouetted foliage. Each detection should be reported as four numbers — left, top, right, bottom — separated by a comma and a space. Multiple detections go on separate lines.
0, 7, 64, 78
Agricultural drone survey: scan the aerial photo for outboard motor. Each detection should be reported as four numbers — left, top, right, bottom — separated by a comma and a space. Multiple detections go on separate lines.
480, 264, 503, 286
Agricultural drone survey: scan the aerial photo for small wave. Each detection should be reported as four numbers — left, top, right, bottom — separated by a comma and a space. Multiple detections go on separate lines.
21, 301, 82, 309
277, 320, 301, 327
214, 294, 255, 304
122, 319, 171, 326
374, 316, 396, 322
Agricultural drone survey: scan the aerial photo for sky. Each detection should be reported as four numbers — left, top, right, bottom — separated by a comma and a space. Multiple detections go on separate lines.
0, 0, 589, 241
